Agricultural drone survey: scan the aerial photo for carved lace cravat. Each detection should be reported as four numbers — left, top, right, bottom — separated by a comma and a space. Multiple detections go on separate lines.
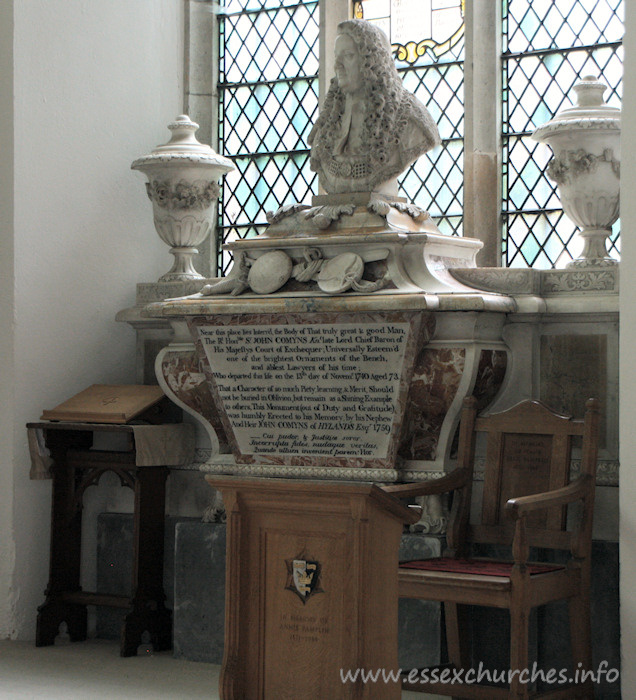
332, 97, 365, 156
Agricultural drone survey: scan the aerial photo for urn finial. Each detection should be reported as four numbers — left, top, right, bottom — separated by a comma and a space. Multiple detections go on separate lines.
532, 75, 620, 268
573, 75, 607, 108
132, 115, 234, 282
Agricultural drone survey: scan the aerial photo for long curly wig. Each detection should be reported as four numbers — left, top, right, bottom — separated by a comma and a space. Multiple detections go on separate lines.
309, 19, 439, 183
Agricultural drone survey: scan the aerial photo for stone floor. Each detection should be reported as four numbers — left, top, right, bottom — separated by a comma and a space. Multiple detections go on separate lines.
0, 639, 439, 699
0, 639, 220, 699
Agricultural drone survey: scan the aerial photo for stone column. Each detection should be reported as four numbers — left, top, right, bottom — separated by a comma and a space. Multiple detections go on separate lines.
463, 1, 502, 267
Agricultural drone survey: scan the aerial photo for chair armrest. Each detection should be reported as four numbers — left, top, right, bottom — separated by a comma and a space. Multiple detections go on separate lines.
380, 467, 471, 500
505, 475, 593, 519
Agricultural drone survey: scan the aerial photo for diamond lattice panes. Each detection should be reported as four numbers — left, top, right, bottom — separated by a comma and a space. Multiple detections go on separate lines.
217, 1, 319, 274
502, 0, 623, 267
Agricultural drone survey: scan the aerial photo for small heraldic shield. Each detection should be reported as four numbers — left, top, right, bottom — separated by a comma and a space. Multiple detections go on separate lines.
285, 555, 323, 604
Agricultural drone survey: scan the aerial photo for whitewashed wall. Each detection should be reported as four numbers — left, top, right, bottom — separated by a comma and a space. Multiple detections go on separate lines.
0, 0, 183, 639
0, 0, 16, 640
620, 1, 636, 696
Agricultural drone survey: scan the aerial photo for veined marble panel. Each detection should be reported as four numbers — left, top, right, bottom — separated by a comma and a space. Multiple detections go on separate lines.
399, 347, 466, 461
473, 349, 509, 412
188, 310, 434, 470
158, 347, 228, 446
540, 333, 608, 447
398, 347, 507, 462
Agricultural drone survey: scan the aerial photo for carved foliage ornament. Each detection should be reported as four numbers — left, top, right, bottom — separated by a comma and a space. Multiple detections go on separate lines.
145, 180, 220, 211
265, 199, 429, 226
547, 148, 620, 186
542, 269, 618, 293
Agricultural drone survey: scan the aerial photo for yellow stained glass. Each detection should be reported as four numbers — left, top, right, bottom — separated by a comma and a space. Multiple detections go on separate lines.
354, 0, 464, 63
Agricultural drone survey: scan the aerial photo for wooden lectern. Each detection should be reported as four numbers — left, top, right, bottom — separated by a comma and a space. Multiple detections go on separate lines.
207, 476, 420, 700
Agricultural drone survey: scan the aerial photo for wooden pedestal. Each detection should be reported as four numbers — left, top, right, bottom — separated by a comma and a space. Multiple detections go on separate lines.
207, 476, 419, 700
29, 422, 172, 656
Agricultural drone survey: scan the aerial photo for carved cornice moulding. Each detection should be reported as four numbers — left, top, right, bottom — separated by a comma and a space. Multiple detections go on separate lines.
200, 459, 401, 483
532, 117, 620, 138
449, 268, 540, 295
541, 268, 619, 293
184, 452, 619, 487
450, 267, 619, 296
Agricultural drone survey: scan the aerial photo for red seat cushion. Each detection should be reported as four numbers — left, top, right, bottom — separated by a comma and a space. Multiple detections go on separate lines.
399, 557, 564, 577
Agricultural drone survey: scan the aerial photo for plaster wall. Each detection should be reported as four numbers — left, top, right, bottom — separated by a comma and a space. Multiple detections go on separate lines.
620, 2, 636, 694
0, 0, 17, 638
0, 0, 183, 639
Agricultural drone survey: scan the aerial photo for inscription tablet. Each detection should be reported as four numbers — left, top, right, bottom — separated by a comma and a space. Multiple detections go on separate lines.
191, 312, 423, 467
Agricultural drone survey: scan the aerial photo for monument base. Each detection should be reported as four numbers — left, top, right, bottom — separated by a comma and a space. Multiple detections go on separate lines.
209, 475, 419, 700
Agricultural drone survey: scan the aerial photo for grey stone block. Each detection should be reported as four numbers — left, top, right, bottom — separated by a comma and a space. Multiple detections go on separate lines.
170, 525, 443, 667
172, 521, 226, 664
94, 515, 619, 698
536, 541, 620, 699
398, 534, 442, 670
464, 541, 620, 698
96, 513, 134, 639
95, 513, 190, 639
97, 518, 444, 665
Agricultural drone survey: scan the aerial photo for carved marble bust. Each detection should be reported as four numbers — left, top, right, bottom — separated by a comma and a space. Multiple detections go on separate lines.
308, 19, 440, 195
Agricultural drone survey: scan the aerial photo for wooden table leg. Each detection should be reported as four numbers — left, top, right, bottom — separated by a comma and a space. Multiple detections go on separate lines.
36, 434, 91, 646
120, 466, 172, 656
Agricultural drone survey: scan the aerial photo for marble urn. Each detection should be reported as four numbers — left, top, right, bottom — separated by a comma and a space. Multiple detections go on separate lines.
132, 115, 234, 282
532, 75, 620, 267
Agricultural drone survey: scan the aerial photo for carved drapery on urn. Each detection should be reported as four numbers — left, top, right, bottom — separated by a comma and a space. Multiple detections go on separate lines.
532, 76, 620, 268
132, 115, 234, 282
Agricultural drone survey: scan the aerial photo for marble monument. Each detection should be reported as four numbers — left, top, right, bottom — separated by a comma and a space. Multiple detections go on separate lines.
532, 75, 620, 268
147, 20, 513, 495
308, 19, 439, 196
113, 21, 619, 688
132, 115, 234, 282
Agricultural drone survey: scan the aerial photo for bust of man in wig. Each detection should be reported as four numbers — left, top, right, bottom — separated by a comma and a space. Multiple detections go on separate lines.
309, 19, 440, 196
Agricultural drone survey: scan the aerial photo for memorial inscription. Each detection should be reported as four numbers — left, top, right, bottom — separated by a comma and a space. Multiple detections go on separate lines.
501, 433, 555, 528
192, 313, 421, 467
279, 612, 331, 645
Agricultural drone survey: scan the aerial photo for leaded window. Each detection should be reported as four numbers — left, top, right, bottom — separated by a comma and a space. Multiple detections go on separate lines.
502, 0, 623, 267
217, 0, 320, 274
213, 0, 623, 273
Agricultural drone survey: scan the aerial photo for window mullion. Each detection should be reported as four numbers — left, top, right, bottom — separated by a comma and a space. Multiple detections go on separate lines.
463, 0, 502, 267
319, 0, 353, 108
184, 0, 218, 278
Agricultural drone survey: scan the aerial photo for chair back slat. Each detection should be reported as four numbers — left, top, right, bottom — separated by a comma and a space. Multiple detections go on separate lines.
474, 400, 585, 436
480, 432, 503, 525
497, 431, 559, 530
469, 523, 573, 550
469, 399, 594, 549
546, 434, 572, 530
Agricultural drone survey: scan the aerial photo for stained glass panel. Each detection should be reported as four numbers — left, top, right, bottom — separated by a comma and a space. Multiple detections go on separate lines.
354, 0, 464, 65
222, 0, 309, 15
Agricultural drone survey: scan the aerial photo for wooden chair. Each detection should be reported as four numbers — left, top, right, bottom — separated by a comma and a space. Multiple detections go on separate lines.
384, 396, 600, 699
